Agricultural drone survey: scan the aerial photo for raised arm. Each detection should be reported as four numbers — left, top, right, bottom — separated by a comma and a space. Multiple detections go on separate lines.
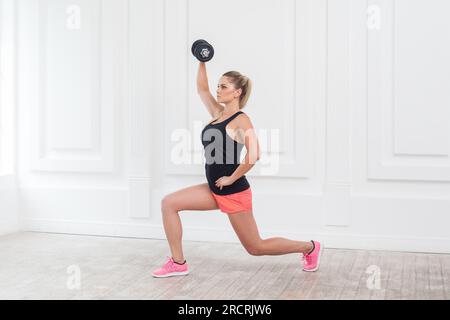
197, 62, 224, 118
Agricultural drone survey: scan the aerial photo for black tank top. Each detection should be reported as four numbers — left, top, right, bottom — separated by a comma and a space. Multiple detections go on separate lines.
201, 111, 250, 195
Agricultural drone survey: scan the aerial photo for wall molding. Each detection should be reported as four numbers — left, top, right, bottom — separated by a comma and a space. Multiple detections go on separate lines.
125, 0, 154, 219
23, 217, 450, 254
367, 0, 450, 182
27, 0, 126, 173
0, 0, 17, 175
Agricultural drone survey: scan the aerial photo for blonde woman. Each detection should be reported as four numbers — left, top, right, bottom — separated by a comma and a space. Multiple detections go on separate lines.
152, 62, 323, 278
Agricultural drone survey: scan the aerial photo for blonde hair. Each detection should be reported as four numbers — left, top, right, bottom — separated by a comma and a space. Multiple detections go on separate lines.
222, 71, 252, 109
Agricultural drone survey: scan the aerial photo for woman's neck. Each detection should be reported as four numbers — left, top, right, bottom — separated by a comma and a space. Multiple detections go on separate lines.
222, 102, 240, 115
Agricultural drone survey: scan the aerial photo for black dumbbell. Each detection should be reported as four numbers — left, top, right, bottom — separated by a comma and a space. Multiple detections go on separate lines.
191, 39, 206, 56
191, 39, 214, 62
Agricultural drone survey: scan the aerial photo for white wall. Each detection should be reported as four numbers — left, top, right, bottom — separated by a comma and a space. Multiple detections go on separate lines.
16, 0, 450, 253
0, 0, 20, 236
0, 176, 19, 235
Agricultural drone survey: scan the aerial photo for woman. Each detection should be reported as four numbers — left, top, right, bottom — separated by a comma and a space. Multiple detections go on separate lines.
152, 62, 323, 278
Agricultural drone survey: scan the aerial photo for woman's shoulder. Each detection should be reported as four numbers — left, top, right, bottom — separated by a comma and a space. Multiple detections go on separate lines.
234, 112, 255, 132
236, 111, 251, 123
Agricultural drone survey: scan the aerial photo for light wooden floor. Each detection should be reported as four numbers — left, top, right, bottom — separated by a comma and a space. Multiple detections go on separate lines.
0, 232, 448, 300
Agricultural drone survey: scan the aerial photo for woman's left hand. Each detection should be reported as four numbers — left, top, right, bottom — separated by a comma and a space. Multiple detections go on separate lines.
215, 176, 235, 190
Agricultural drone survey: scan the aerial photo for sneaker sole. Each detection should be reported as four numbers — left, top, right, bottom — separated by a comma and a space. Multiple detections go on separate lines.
302, 243, 324, 272
152, 270, 189, 278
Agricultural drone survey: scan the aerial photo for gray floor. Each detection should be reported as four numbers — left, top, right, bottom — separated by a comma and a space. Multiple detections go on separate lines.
0, 232, 448, 300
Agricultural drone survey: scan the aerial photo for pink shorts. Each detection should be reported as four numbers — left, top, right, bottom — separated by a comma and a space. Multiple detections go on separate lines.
211, 188, 253, 214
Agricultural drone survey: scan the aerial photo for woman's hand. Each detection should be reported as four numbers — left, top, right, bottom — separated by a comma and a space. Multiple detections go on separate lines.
215, 176, 235, 190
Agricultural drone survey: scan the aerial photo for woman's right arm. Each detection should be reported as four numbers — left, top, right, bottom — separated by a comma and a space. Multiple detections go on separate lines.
197, 62, 223, 118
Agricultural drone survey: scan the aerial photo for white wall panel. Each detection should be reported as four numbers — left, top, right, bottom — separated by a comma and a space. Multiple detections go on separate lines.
0, 0, 20, 236
0, 0, 16, 176
22, 0, 126, 173
368, 0, 450, 181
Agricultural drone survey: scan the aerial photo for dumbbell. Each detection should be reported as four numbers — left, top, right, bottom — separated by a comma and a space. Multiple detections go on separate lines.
191, 39, 214, 62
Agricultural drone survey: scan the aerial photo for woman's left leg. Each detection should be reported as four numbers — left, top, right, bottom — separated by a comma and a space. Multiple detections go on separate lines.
227, 210, 313, 256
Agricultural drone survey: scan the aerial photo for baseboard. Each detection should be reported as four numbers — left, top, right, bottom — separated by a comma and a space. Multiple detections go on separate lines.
0, 222, 21, 236
22, 218, 450, 254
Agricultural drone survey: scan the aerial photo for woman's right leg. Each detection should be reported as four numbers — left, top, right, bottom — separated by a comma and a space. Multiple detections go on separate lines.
160, 183, 219, 263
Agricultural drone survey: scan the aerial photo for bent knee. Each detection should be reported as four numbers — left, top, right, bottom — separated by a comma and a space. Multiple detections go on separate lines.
161, 195, 175, 212
245, 243, 263, 256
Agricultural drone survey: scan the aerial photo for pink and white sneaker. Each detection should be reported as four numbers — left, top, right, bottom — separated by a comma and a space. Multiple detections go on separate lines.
152, 256, 189, 278
302, 240, 323, 272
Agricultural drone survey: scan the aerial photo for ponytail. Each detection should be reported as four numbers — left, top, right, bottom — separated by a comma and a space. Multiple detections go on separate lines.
222, 71, 253, 109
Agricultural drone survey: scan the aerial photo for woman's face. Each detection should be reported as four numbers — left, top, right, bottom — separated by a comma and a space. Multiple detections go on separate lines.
216, 76, 241, 104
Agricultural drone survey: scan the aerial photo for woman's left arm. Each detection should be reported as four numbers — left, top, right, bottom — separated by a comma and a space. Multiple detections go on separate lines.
215, 115, 260, 189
